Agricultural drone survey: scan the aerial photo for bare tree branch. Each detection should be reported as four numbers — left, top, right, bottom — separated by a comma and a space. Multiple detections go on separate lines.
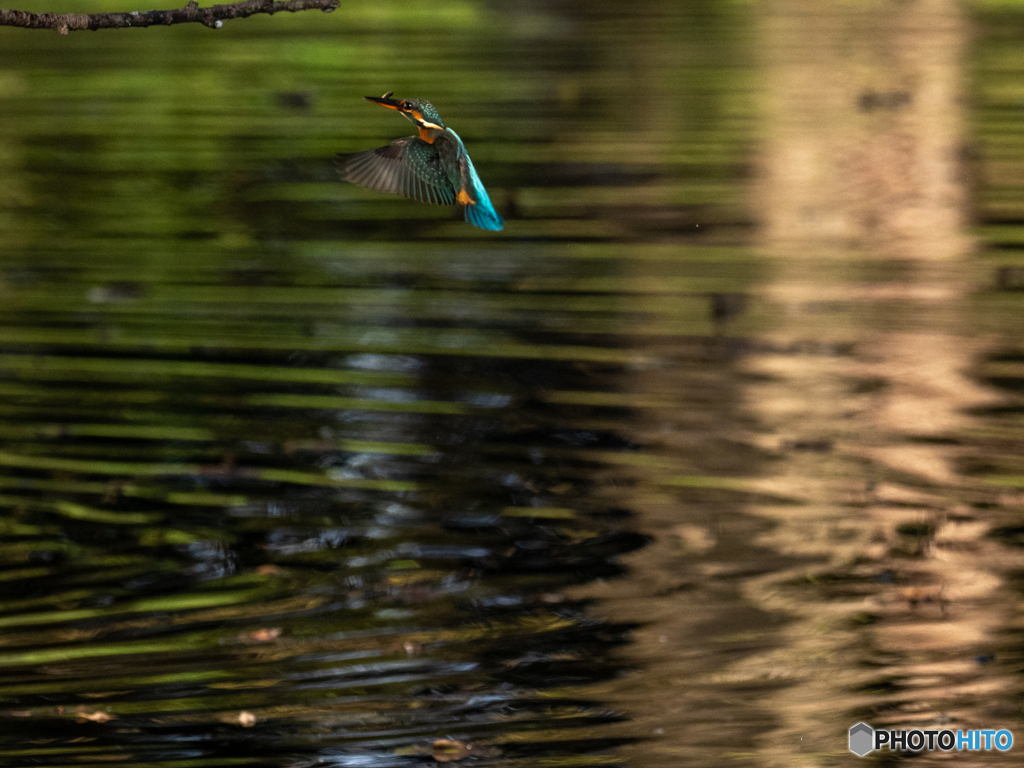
0, 0, 340, 35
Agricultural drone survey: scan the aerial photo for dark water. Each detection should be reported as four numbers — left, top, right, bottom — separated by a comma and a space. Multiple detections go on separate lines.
1, 2, 1024, 767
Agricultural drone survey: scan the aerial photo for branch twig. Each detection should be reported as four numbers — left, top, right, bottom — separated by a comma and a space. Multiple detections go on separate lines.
0, 0, 340, 35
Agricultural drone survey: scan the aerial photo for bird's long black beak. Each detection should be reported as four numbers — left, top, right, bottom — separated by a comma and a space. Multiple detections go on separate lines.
365, 93, 403, 111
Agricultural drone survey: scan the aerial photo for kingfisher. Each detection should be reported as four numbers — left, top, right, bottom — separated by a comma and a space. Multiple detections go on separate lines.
336, 93, 504, 231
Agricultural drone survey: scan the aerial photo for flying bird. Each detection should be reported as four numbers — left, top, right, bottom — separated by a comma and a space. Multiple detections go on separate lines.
336, 93, 504, 231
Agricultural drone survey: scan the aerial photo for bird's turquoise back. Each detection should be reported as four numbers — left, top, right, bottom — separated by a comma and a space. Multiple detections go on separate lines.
446, 128, 504, 231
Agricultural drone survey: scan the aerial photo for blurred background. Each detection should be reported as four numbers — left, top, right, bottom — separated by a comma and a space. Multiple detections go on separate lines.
1, 0, 1024, 765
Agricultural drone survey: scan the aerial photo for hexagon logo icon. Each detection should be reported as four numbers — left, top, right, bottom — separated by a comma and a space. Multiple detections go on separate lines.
849, 722, 874, 757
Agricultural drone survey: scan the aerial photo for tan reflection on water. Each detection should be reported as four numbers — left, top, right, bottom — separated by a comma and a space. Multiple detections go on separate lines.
580, 2, 1024, 766
756, 0, 970, 261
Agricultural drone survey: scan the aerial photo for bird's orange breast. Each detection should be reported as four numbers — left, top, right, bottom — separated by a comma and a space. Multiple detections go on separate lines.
456, 189, 474, 205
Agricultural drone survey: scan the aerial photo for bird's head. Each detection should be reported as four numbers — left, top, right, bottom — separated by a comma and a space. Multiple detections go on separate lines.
365, 93, 445, 130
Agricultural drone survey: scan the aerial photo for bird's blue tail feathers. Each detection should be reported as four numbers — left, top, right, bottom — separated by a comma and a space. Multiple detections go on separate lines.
460, 152, 504, 231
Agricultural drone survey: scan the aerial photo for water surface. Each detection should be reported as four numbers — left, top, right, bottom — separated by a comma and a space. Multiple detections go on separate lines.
1, 2, 1024, 767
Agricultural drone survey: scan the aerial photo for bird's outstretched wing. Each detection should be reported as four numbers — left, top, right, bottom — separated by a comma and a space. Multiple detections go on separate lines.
336, 137, 457, 206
